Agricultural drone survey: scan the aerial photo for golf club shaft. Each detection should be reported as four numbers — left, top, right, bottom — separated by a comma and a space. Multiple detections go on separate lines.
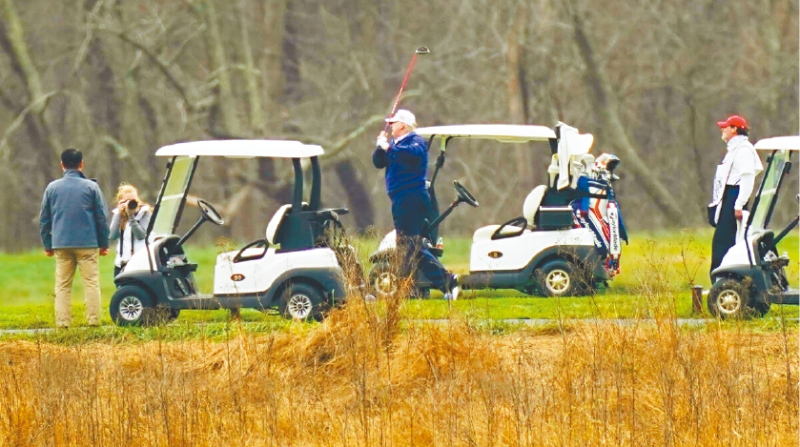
383, 48, 428, 132
389, 54, 419, 115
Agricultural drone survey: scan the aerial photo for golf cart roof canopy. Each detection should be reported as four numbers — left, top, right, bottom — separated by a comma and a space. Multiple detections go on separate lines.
754, 136, 800, 151
415, 124, 557, 142
155, 140, 325, 158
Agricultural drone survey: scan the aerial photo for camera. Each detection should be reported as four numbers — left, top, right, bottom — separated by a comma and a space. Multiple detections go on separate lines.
127, 199, 138, 210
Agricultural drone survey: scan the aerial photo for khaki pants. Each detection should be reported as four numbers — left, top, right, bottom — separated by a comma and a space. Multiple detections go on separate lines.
54, 248, 101, 327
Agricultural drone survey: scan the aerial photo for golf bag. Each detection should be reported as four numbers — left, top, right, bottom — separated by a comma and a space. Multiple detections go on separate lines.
571, 174, 628, 277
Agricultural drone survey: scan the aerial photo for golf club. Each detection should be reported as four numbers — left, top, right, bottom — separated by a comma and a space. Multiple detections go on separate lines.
383, 46, 430, 132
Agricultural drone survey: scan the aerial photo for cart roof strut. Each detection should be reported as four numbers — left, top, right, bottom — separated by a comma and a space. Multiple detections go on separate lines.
415, 124, 557, 143
155, 140, 324, 158
754, 136, 800, 151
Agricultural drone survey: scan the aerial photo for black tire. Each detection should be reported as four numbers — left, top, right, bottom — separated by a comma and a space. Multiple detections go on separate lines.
154, 305, 181, 324
707, 278, 769, 319
278, 283, 328, 321
369, 262, 399, 298
533, 259, 588, 297
110, 285, 157, 326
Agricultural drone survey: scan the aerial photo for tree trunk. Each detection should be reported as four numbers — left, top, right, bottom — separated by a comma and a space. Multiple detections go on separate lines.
84, 33, 122, 188
0, 0, 60, 181
201, 0, 237, 237
334, 158, 374, 230
686, 92, 709, 213
568, 2, 688, 226
238, 0, 264, 135
204, 0, 240, 137
0, 0, 43, 114
506, 1, 532, 188
280, 0, 301, 101
256, 0, 289, 196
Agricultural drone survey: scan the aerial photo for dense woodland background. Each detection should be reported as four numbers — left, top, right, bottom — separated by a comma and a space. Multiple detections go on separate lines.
0, 0, 797, 251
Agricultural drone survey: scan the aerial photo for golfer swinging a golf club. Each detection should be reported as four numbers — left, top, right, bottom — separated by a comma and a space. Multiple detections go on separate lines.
373, 109, 459, 300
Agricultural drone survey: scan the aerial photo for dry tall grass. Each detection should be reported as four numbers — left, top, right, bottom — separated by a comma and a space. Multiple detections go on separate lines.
2, 232, 797, 446
0, 299, 797, 447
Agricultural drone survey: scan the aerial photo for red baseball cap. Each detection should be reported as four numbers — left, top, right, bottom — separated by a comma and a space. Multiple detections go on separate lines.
716, 115, 748, 129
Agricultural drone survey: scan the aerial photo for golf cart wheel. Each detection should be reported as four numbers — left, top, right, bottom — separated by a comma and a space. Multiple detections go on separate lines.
707, 278, 769, 319
110, 285, 157, 326
534, 259, 586, 297
279, 283, 328, 321
369, 262, 399, 298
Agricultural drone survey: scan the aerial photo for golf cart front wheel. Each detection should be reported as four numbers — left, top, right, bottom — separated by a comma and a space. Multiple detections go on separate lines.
534, 259, 587, 297
369, 263, 399, 298
279, 283, 328, 321
110, 285, 157, 326
707, 278, 769, 319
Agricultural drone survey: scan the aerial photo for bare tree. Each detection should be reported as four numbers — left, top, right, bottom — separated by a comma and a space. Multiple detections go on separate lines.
0, 0, 796, 250
565, 0, 688, 225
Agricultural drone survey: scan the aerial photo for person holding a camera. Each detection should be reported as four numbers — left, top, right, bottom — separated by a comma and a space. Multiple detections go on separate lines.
109, 183, 151, 277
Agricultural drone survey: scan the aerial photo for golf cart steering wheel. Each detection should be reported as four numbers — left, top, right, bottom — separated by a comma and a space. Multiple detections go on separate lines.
197, 199, 224, 225
453, 180, 479, 207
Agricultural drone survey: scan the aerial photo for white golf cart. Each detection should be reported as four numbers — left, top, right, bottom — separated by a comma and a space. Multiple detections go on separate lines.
110, 140, 354, 325
368, 123, 627, 298
707, 135, 799, 318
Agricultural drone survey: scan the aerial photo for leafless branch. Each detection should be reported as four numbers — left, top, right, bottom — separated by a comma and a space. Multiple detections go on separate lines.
0, 90, 58, 156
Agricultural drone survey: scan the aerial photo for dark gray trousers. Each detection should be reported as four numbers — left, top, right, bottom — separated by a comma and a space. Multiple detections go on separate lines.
710, 185, 740, 280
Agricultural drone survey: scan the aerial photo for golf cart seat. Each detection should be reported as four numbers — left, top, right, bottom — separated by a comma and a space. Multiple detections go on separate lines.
266, 204, 291, 245
265, 202, 309, 245
472, 185, 548, 243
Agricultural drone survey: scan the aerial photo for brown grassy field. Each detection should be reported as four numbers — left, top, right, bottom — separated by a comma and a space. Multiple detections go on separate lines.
0, 299, 797, 447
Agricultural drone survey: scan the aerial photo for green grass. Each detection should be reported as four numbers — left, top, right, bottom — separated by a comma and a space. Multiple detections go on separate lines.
0, 228, 796, 331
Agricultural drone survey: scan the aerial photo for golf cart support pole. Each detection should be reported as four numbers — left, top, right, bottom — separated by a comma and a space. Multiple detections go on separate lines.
292, 158, 303, 210
429, 136, 452, 189
310, 157, 321, 211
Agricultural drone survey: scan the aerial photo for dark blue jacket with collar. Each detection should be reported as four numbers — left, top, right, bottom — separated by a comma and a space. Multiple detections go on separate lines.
39, 169, 110, 250
372, 132, 429, 198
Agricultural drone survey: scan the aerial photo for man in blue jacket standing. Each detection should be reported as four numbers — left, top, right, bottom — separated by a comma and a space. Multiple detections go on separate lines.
40, 149, 110, 328
373, 109, 458, 300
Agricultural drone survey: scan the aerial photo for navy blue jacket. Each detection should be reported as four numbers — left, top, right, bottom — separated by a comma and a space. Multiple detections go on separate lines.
39, 170, 110, 250
372, 132, 428, 197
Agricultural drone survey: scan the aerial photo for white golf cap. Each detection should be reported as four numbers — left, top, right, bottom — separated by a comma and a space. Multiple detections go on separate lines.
385, 109, 416, 126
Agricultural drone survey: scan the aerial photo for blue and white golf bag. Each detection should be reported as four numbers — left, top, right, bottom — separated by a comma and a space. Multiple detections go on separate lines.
571, 167, 628, 277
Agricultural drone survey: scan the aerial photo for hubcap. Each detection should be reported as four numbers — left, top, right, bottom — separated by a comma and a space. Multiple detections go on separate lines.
119, 296, 144, 321
375, 272, 397, 296
546, 269, 571, 294
287, 294, 313, 319
717, 289, 742, 315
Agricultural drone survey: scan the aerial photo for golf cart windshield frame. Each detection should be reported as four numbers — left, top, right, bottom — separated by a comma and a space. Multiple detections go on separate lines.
748, 149, 793, 231
147, 155, 199, 238
148, 155, 322, 240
